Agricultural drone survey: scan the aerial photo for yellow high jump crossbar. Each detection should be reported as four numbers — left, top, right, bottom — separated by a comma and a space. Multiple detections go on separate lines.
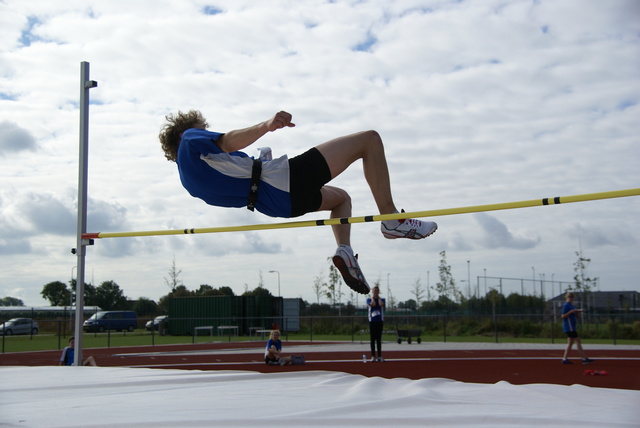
82, 188, 639, 240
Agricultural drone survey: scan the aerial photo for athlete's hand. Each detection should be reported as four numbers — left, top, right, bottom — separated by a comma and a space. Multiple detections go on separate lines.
266, 111, 295, 132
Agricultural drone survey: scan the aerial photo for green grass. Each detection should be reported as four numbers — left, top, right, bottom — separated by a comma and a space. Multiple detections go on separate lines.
1, 332, 638, 354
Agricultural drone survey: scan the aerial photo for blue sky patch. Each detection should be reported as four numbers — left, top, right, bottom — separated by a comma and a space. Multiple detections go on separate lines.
0, 92, 17, 101
353, 33, 377, 52
19, 16, 43, 47
202, 6, 223, 15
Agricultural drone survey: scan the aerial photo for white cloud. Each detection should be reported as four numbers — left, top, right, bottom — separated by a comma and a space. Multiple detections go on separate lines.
474, 213, 540, 250
0, 121, 37, 155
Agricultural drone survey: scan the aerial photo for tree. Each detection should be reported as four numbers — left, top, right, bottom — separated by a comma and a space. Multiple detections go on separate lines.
399, 298, 417, 311
133, 297, 158, 317
218, 286, 234, 296
435, 251, 460, 308
194, 284, 235, 296
157, 285, 193, 313
382, 279, 395, 310
83, 283, 97, 306
312, 270, 326, 304
242, 286, 273, 297
164, 257, 183, 292
172, 285, 193, 298
69, 279, 97, 306
41, 281, 71, 306
325, 259, 343, 307
195, 284, 215, 296
410, 277, 425, 308
573, 250, 598, 312
94, 280, 128, 310
257, 271, 265, 289
0, 296, 24, 306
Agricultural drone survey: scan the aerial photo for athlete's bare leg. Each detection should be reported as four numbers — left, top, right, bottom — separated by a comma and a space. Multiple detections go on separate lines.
315, 130, 399, 246
318, 185, 351, 246
315, 130, 397, 215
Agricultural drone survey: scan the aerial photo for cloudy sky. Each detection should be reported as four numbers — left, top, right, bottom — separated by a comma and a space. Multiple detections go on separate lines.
1, 0, 638, 308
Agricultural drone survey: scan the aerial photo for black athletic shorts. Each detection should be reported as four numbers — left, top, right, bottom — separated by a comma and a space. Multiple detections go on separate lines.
565, 331, 579, 338
288, 147, 332, 217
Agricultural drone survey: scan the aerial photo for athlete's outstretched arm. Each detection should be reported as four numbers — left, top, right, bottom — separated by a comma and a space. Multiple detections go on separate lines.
216, 111, 295, 153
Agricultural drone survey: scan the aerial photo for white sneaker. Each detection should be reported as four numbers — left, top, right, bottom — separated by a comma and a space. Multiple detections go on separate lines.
381, 210, 437, 240
332, 245, 370, 295
378, 357, 385, 363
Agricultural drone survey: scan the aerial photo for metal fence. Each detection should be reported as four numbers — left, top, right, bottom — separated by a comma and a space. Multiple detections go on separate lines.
1, 313, 638, 353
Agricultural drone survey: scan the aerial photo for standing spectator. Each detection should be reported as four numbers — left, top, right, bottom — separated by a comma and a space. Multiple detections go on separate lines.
367, 286, 386, 362
561, 292, 594, 364
59, 337, 97, 366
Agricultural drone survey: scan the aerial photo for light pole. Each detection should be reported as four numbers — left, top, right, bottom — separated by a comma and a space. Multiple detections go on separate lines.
268, 270, 281, 297
531, 267, 536, 297
386, 273, 390, 297
70, 266, 77, 333
70, 266, 77, 307
386, 273, 392, 310
466, 260, 471, 299
483, 268, 487, 296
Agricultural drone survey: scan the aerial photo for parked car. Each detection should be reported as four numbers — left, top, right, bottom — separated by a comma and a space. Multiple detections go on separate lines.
145, 315, 168, 331
0, 318, 39, 336
83, 311, 137, 333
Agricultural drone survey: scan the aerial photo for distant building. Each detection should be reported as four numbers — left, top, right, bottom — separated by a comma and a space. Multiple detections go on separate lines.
547, 291, 639, 313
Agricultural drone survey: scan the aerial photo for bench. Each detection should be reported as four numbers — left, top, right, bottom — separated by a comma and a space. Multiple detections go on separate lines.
249, 327, 272, 340
254, 329, 272, 340
217, 325, 239, 341
248, 327, 264, 336
192, 326, 214, 343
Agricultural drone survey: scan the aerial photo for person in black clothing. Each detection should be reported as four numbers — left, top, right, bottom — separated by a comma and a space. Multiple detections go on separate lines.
367, 286, 386, 362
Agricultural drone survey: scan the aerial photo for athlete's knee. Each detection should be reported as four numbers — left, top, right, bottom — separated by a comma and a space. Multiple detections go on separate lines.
330, 186, 351, 204
361, 130, 385, 156
337, 189, 352, 212
362, 130, 382, 145
320, 186, 351, 212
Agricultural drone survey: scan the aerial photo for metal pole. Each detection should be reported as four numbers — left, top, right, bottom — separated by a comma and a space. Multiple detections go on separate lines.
268, 270, 280, 297
531, 267, 536, 297
466, 260, 471, 300
483, 269, 487, 296
74, 61, 97, 366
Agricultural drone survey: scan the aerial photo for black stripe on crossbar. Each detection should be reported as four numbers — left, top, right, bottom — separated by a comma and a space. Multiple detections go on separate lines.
316, 215, 376, 225
542, 197, 562, 206
183, 229, 195, 234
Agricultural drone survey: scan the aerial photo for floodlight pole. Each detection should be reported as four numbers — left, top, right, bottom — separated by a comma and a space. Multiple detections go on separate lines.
74, 61, 97, 366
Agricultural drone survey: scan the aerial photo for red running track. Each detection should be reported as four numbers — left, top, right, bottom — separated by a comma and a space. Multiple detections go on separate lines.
2, 341, 638, 391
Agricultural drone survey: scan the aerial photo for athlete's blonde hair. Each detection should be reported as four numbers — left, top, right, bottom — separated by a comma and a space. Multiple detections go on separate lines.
269, 330, 281, 340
